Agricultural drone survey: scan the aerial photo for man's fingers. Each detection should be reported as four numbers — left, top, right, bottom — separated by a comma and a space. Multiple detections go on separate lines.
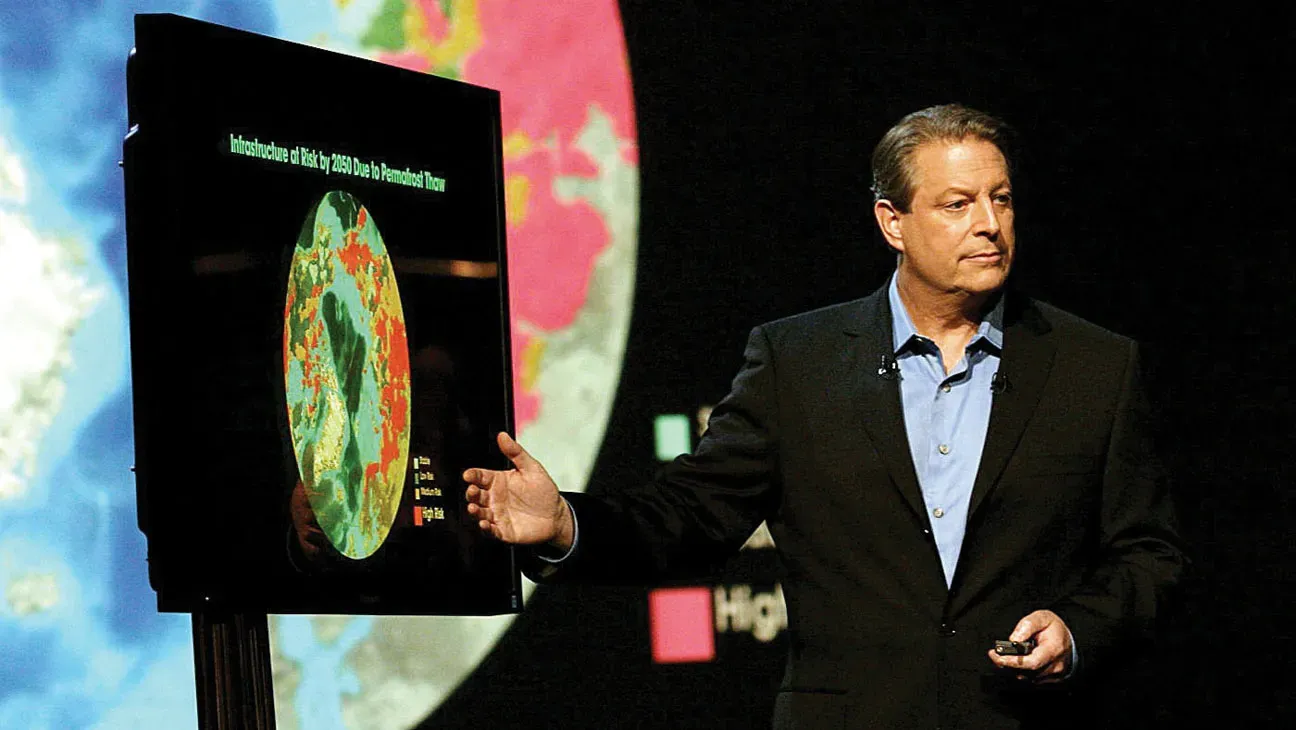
463, 468, 496, 487
987, 644, 1057, 673
1031, 659, 1067, 684
1003, 643, 1055, 672
465, 484, 492, 507
1011, 610, 1058, 641
1017, 650, 1049, 672
989, 654, 1046, 674
468, 503, 496, 526
988, 651, 1032, 671
497, 432, 537, 471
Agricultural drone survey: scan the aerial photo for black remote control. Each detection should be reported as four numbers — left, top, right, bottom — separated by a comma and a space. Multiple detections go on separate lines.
994, 639, 1037, 656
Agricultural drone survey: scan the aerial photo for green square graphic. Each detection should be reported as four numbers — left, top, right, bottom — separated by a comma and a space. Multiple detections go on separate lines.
654, 413, 692, 461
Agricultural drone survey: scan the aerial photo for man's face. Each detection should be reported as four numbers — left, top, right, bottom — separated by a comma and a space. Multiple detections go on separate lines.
878, 138, 1015, 299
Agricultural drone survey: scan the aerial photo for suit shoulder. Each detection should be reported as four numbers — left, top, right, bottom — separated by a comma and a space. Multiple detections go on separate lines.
1030, 298, 1135, 354
755, 297, 872, 341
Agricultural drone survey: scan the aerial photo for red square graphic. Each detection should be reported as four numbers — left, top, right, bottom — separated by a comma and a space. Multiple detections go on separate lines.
413, 505, 422, 526
649, 586, 715, 664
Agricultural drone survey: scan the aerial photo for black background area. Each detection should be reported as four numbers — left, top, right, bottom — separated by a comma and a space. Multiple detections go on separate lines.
423, 2, 1293, 728
127, 16, 517, 615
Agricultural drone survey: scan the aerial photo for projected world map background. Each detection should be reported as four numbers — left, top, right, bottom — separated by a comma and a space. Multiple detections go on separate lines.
0, 1, 637, 728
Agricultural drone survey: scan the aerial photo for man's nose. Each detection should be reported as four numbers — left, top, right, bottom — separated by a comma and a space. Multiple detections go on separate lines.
971, 197, 1001, 238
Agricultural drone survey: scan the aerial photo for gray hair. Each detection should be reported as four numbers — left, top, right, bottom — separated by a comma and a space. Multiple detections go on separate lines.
870, 104, 1016, 213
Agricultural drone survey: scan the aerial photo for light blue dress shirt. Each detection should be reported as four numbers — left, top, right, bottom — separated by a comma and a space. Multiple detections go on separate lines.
888, 273, 1003, 587
888, 274, 1077, 673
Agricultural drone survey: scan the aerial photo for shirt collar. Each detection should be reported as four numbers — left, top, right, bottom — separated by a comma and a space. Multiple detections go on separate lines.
887, 271, 1005, 355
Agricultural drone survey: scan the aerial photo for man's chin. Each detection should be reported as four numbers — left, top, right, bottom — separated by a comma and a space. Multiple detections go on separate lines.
959, 269, 1010, 296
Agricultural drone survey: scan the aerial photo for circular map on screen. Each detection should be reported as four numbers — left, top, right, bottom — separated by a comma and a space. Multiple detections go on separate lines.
284, 191, 411, 560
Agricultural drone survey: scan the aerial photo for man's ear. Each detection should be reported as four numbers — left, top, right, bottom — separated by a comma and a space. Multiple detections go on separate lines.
873, 199, 905, 255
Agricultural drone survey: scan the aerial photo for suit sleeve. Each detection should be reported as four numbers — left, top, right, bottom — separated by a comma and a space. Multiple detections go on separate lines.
1051, 342, 1187, 676
524, 326, 783, 584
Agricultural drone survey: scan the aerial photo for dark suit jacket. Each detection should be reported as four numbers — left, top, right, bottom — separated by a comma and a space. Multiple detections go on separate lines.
529, 284, 1185, 729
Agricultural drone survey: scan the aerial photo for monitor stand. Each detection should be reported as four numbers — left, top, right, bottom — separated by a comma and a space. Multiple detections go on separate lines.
192, 609, 275, 729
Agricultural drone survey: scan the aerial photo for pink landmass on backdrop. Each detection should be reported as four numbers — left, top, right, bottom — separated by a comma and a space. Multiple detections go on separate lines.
468, 1, 637, 427
380, 1, 638, 428
466, 1, 637, 156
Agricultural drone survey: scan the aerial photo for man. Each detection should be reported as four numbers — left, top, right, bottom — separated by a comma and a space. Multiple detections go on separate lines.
464, 104, 1185, 729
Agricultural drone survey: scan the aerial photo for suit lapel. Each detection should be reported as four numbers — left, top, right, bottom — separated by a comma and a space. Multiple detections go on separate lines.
966, 294, 1055, 521
842, 287, 928, 524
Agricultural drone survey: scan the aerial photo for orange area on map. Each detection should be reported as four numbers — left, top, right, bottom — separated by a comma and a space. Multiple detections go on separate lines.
502, 129, 534, 159
520, 336, 546, 391
378, 315, 410, 474
339, 235, 375, 278
505, 174, 531, 226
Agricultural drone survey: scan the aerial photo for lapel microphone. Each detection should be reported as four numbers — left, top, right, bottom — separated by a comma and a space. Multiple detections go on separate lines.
877, 354, 900, 381
990, 370, 1011, 394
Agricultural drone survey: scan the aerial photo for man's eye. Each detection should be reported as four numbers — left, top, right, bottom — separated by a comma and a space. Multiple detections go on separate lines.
994, 193, 1013, 205
945, 200, 969, 211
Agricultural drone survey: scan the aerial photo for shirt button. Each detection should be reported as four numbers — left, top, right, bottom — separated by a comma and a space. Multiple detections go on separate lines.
941, 383, 951, 393
933, 507, 945, 518
938, 444, 950, 455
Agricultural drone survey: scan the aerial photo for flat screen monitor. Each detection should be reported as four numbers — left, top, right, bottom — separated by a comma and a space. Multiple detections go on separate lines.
123, 13, 520, 615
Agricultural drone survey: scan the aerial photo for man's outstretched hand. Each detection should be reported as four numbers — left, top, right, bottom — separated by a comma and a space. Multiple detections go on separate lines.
463, 432, 574, 550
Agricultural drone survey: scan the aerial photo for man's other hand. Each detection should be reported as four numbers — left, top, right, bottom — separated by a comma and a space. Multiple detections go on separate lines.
987, 609, 1074, 683
289, 479, 329, 564
463, 432, 573, 550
